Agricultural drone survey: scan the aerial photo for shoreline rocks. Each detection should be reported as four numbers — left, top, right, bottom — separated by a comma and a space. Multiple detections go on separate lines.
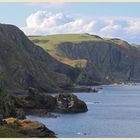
55, 93, 88, 113
14, 88, 88, 114
72, 86, 98, 93
0, 88, 88, 138
3, 118, 56, 138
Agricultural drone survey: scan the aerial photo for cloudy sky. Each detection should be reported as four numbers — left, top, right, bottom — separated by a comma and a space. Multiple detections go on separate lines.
1, 2, 140, 44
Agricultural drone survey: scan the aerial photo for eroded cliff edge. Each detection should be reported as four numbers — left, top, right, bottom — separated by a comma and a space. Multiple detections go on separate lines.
30, 34, 140, 85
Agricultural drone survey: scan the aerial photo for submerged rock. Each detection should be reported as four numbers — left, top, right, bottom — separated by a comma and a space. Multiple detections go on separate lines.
55, 93, 88, 113
3, 118, 56, 138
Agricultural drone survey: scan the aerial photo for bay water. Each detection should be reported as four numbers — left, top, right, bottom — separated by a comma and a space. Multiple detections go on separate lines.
27, 84, 140, 138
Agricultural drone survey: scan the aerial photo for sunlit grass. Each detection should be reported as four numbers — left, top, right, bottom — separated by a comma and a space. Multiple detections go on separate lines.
0, 126, 26, 138
29, 34, 105, 68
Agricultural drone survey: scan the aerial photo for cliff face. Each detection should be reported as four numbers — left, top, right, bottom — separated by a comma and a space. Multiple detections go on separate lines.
0, 24, 72, 92
58, 41, 140, 84
30, 34, 140, 85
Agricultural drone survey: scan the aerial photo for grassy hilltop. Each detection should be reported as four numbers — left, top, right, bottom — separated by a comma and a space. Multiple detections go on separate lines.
29, 33, 140, 85
29, 34, 105, 68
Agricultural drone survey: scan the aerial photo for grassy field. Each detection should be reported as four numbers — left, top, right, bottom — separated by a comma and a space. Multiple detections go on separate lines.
29, 34, 134, 68
29, 34, 105, 68
29, 33, 103, 48
29, 33, 105, 51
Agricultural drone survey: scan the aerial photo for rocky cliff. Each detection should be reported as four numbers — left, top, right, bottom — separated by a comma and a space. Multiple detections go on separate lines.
58, 41, 140, 84
0, 87, 25, 119
0, 24, 74, 92
30, 34, 140, 85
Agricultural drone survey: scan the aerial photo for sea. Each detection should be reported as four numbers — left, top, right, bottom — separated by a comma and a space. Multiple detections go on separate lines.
27, 84, 140, 138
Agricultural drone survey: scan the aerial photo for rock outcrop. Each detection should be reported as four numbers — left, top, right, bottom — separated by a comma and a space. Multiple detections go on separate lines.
3, 118, 56, 138
0, 87, 25, 119
14, 88, 56, 112
72, 86, 98, 93
55, 93, 88, 113
14, 88, 88, 114
0, 89, 57, 138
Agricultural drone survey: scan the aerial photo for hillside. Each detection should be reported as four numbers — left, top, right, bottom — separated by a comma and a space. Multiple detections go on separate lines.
0, 126, 27, 138
29, 34, 140, 85
0, 24, 75, 93
29, 34, 104, 68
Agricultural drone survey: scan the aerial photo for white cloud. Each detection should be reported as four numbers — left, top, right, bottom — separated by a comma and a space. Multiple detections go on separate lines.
124, 20, 140, 37
26, 11, 72, 28
98, 20, 122, 38
21, 10, 140, 43
22, 10, 96, 35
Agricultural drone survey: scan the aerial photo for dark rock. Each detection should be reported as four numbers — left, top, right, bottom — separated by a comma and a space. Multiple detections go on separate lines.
72, 86, 93, 92
92, 88, 98, 93
57, 40, 140, 84
72, 86, 98, 93
14, 88, 88, 114
15, 109, 26, 119
0, 88, 26, 119
55, 93, 88, 113
14, 88, 56, 111
0, 115, 5, 125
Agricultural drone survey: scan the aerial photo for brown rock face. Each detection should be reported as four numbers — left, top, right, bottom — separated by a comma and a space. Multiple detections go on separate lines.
3, 118, 56, 138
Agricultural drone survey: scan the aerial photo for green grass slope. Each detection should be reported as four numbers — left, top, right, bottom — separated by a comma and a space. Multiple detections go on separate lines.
29, 34, 105, 68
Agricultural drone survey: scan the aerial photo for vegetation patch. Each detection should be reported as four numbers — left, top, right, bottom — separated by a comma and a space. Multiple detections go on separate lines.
29, 34, 103, 68
0, 126, 26, 138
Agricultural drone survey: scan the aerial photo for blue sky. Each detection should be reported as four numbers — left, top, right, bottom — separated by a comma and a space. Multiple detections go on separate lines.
1, 2, 140, 43
1, 3, 140, 26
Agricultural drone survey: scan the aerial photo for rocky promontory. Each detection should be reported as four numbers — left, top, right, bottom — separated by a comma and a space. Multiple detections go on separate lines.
0, 87, 88, 137
55, 93, 88, 113
14, 88, 88, 114
3, 118, 56, 138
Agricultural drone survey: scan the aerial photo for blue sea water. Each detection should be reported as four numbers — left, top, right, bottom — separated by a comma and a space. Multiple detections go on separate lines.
27, 84, 140, 138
